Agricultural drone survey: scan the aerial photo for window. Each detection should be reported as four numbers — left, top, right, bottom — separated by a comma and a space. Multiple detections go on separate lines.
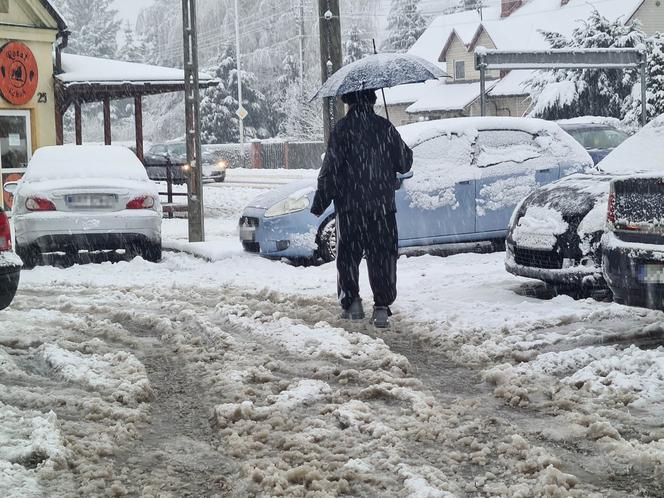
566, 128, 628, 150
0, 0, 7, 13
475, 130, 540, 168
0, 110, 31, 170
455, 61, 465, 80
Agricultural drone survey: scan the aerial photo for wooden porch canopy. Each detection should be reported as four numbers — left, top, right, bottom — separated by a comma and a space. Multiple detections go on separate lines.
54, 54, 218, 162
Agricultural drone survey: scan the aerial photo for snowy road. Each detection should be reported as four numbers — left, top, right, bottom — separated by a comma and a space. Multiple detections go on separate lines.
1, 175, 664, 497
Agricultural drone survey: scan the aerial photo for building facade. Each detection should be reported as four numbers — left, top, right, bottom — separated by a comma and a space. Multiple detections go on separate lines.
0, 0, 66, 208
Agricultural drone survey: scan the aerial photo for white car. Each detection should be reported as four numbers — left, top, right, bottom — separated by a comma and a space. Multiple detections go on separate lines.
5, 145, 162, 267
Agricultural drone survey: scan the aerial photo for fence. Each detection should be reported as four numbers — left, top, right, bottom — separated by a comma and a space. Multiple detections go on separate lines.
204, 140, 325, 170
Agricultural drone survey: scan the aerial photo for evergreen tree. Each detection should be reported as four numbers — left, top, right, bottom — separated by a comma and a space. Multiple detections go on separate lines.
344, 25, 371, 64
200, 46, 272, 144
529, 10, 645, 120
118, 22, 152, 64
624, 33, 664, 126
382, 0, 427, 53
51, 0, 120, 57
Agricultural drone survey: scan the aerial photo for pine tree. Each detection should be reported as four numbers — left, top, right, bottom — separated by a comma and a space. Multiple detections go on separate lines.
529, 10, 645, 120
382, 0, 427, 53
199, 46, 272, 144
51, 0, 120, 58
118, 23, 152, 64
623, 33, 664, 126
344, 25, 371, 64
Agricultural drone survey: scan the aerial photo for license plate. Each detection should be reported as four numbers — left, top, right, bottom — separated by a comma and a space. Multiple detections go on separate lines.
65, 194, 117, 209
637, 264, 664, 284
239, 226, 256, 241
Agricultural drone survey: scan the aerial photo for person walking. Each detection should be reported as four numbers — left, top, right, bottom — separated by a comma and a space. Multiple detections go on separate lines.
311, 89, 413, 328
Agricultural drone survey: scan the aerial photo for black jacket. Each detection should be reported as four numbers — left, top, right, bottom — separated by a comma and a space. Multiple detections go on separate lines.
311, 105, 413, 216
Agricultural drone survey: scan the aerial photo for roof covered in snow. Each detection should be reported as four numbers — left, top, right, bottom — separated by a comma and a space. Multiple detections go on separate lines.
56, 54, 215, 86
405, 80, 497, 113
410, 0, 645, 62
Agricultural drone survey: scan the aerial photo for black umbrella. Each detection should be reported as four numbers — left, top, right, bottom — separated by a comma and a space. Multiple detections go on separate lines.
311, 52, 448, 101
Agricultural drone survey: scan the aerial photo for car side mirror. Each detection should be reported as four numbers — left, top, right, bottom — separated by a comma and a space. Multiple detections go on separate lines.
395, 171, 413, 189
3, 182, 18, 194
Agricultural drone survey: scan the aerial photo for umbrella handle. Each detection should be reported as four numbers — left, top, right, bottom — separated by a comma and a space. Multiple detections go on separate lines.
372, 39, 390, 123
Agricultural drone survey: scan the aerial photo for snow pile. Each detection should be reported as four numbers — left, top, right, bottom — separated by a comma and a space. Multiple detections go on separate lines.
218, 305, 409, 370
41, 343, 153, 406
0, 403, 68, 497
598, 113, 664, 175
0, 251, 22, 269
512, 205, 569, 249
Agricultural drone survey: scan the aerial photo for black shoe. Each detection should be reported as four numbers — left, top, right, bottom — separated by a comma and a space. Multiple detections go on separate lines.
371, 306, 390, 328
340, 297, 365, 320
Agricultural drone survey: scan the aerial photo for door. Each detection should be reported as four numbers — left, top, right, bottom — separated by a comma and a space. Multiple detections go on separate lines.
475, 129, 555, 234
0, 110, 31, 210
396, 133, 476, 243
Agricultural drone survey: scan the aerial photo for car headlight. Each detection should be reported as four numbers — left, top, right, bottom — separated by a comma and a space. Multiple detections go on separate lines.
215, 160, 228, 170
265, 195, 310, 218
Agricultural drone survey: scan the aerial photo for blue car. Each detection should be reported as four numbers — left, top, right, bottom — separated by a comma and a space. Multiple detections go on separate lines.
239, 117, 593, 261
558, 122, 629, 165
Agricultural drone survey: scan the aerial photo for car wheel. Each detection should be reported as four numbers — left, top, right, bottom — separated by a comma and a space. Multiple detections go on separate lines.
0, 270, 20, 310
317, 217, 337, 263
15, 244, 41, 269
138, 242, 162, 263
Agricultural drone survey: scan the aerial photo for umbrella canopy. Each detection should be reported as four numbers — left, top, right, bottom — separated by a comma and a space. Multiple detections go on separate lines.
312, 53, 448, 101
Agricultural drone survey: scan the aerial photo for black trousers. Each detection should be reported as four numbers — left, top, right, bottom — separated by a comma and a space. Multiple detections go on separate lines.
336, 210, 398, 309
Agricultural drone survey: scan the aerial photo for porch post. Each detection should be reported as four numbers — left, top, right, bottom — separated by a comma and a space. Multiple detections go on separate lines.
55, 104, 65, 145
134, 95, 144, 162
74, 103, 82, 145
103, 97, 112, 145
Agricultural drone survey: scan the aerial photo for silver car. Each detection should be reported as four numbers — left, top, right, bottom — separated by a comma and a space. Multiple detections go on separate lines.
5, 145, 162, 267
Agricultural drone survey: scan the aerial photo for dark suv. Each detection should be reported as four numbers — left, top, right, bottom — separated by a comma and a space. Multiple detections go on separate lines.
0, 206, 21, 310
603, 175, 664, 308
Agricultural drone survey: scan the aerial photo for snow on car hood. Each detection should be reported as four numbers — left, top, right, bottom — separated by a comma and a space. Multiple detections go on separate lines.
245, 179, 316, 210
526, 173, 614, 215
512, 206, 569, 250
597, 113, 664, 175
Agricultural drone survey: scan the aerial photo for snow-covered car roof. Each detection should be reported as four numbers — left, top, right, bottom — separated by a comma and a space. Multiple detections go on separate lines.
597, 114, 664, 175
23, 145, 151, 183
397, 116, 575, 148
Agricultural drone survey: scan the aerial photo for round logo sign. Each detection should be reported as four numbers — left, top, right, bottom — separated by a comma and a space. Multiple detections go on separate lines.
0, 42, 39, 106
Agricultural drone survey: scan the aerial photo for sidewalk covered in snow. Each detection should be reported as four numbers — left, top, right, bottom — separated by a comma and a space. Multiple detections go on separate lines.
54, 53, 218, 161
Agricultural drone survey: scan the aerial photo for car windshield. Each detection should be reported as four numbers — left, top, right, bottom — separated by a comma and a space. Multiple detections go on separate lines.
167, 144, 186, 156
566, 128, 628, 150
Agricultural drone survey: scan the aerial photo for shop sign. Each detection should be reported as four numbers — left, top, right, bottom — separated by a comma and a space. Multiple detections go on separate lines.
0, 42, 39, 106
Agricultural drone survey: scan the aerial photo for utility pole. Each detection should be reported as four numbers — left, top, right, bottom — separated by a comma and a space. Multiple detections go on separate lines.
318, 0, 344, 144
299, 0, 306, 100
181, 0, 205, 242
234, 0, 246, 167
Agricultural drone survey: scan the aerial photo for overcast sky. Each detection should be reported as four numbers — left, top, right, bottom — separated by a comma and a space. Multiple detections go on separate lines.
112, 0, 154, 24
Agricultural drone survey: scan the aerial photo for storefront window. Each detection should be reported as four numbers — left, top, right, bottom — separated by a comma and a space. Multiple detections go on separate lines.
0, 110, 31, 169
0, 110, 31, 209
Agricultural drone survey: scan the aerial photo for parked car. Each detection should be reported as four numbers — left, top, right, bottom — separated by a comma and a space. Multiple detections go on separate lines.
144, 143, 227, 184
558, 120, 629, 165
5, 145, 162, 267
603, 175, 664, 308
0, 206, 21, 310
239, 117, 593, 261
506, 114, 664, 294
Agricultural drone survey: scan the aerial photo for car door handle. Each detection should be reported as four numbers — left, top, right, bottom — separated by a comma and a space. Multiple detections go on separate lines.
539, 168, 552, 173
458, 180, 471, 185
